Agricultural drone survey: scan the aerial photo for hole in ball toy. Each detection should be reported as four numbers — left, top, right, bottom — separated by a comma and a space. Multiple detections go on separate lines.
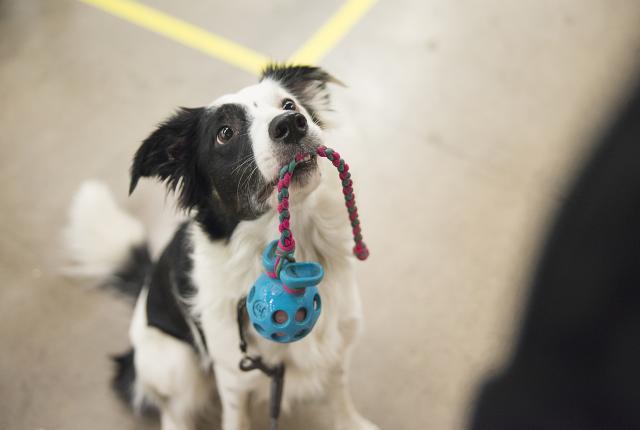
248, 286, 256, 302
271, 332, 286, 340
253, 323, 264, 334
295, 308, 307, 322
313, 294, 321, 311
272, 310, 288, 325
294, 329, 308, 339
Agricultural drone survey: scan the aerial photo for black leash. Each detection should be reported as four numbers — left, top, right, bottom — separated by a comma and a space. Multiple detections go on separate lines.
237, 297, 285, 430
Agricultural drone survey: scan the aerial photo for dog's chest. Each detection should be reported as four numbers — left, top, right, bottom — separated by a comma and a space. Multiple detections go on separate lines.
189, 186, 361, 398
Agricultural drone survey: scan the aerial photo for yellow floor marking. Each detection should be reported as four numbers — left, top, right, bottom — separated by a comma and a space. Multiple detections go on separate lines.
78, 0, 378, 73
78, 0, 270, 75
289, 0, 378, 65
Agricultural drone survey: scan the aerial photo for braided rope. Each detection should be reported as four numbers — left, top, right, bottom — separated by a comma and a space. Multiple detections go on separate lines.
274, 146, 369, 276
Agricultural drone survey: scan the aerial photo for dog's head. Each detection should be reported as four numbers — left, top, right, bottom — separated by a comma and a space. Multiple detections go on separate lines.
129, 64, 341, 238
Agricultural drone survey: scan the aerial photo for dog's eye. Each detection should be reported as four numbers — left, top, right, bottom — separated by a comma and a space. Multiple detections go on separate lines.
282, 98, 296, 111
216, 126, 234, 145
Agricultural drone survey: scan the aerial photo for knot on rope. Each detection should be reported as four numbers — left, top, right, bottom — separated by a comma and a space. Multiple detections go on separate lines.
277, 237, 296, 255
353, 241, 369, 261
274, 239, 295, 277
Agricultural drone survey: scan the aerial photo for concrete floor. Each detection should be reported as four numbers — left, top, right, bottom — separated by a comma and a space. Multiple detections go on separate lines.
2, 1, 640, 429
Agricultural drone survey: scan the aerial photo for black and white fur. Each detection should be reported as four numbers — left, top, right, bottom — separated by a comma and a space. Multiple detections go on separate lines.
66, 65, 378, 430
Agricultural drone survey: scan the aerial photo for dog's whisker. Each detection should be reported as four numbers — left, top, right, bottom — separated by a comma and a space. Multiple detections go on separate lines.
235, 160, 256, 203
238, 164, 259, 205
231, 154, 255, 176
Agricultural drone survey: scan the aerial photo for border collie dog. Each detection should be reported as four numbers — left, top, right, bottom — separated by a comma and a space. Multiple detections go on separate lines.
65, 64, 378, 430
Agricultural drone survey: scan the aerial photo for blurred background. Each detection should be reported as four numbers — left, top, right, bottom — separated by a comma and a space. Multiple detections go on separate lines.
1, 0, 640, 429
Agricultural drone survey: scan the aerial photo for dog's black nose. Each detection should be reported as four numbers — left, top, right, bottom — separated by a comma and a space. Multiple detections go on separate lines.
269, 112, 308, 144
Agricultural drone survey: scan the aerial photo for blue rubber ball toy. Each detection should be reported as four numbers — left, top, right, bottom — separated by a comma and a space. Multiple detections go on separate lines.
247, 240, 324, 343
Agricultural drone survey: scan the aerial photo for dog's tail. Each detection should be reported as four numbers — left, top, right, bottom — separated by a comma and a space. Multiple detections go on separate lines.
64, 181, 156, 413
64, 180, 151, 299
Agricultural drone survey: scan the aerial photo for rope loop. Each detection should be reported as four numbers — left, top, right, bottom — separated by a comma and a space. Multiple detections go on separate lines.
273, 145, 369, 276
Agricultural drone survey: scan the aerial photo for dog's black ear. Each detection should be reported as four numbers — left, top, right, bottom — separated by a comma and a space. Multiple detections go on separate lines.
129, 107, 208, 210
261, 64, 343, 127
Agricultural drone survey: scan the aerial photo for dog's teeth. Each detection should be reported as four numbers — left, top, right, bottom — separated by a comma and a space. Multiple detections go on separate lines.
297, 154, 313, 164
